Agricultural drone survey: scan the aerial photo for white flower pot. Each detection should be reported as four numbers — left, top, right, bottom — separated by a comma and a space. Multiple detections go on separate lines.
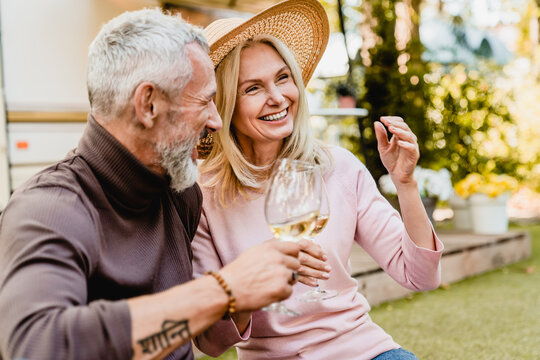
469, 192, 510, 235
449, 194, 472, 231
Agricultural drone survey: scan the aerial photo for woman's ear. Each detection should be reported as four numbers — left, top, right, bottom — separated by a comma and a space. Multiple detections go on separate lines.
134, 82, 158, 129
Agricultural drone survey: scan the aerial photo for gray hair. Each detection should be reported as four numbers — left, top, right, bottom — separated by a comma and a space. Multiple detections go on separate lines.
87, 8, 208, 118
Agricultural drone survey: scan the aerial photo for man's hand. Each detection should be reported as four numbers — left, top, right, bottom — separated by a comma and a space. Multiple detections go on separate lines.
219, 240, 301, 311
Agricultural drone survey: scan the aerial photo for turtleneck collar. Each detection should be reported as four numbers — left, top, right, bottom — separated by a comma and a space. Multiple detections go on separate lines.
77, 115, 170, 211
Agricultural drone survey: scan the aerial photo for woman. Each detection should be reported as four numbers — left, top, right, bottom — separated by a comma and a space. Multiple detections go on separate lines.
193, 0, 443, 359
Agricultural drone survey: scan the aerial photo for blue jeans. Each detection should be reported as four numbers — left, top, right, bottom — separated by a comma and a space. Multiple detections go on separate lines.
372, 348, 418, 360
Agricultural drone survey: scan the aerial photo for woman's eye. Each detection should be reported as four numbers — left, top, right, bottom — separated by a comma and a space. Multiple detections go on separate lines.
245, 86, 258, 93
277, 74, 289, 81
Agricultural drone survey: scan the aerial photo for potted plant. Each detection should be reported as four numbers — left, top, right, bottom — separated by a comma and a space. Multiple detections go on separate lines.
379, 167, 453, 223
453, 173, 518, 234
448, 191, 472, 231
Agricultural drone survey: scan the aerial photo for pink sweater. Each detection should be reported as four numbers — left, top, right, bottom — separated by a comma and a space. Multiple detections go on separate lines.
193, 146, 443, 360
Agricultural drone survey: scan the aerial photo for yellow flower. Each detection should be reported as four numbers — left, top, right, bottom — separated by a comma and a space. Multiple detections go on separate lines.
454, 173, 518, 198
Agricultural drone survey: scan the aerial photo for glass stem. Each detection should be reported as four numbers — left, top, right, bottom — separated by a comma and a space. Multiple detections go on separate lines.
313, 279, 322, 293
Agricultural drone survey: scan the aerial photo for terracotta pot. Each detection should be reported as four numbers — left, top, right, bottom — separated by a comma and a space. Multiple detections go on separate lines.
338, 95, 356, 108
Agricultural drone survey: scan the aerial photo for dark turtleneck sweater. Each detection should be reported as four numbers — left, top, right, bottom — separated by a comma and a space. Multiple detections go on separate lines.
0, 116, 202, 360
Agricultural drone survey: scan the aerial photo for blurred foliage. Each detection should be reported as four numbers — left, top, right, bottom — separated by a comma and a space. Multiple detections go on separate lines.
356, 0, 432, 182
423, 63, 520, 183
509, 0, 540, 190
319, 0, 539, 188
515, 0, 540, 56
512, 79, 540, 191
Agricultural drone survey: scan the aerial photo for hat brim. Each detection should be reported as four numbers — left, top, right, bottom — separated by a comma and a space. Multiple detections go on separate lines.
205, 0, 329, 84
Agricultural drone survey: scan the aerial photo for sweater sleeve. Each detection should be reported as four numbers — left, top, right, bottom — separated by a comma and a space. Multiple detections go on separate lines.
191, 208, 251, 357
338, 149, 443, 291
0, 187, 132, 360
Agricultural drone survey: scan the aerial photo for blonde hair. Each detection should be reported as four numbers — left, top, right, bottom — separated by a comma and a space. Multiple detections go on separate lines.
200, 35, 331, 206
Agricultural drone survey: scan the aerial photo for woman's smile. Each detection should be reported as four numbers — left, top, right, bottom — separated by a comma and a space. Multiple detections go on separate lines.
259, 108, 288, 122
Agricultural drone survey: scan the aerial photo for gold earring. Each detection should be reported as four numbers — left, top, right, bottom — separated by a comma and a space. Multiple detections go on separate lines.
197, 133, 214, 159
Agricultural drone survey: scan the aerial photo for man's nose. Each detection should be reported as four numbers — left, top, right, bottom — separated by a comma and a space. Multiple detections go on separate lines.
206, 100, 222, 133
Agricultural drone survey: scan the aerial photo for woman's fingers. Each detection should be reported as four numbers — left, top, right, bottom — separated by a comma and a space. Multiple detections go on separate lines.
297, 254, 330, 285
297, 265, 330, 286
298, 275, 318, 287
298, 251, 331, 272
397, 140, 419, 153
374, 121, 390, 149
296, 239, 331, 285
387, 126, 417, 144
298, 239, 327, 261
380, 117, 416, 138
380, 115, 406, 127
298, 266, 330, 279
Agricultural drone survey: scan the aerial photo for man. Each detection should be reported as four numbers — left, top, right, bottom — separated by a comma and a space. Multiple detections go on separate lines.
0, 9, 302, 360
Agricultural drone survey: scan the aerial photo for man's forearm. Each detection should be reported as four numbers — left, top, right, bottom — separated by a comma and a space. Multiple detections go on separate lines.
127, 276, 229, 360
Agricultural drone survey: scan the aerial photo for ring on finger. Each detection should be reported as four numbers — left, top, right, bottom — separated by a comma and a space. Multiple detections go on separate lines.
291, 271, 299, 283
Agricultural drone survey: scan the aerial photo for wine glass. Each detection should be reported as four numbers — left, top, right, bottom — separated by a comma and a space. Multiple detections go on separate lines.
298, 179, 339, 302
264, 158, 322, 316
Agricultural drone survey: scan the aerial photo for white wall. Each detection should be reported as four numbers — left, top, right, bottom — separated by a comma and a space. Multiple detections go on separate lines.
0, 0, 158, 208
0, 0, 158, 112
0, 58, 9, 209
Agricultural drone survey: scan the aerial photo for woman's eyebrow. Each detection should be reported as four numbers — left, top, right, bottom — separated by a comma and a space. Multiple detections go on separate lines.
238, 65, 289, 87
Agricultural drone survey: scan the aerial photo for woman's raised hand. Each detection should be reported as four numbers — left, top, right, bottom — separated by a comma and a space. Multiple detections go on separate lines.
374, 116, 420, 187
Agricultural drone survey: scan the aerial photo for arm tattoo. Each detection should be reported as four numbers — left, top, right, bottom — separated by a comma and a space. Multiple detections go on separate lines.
137, 319, 191, 355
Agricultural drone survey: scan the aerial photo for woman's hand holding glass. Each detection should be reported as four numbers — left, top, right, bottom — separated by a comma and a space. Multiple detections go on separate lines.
295, 239, 330, 287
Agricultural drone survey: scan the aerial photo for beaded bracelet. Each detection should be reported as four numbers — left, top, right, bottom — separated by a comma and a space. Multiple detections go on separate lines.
206, 270, 236, 319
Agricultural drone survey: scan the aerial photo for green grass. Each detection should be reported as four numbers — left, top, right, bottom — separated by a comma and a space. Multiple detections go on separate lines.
200, 223, 540, 360
200, 348, 237, 360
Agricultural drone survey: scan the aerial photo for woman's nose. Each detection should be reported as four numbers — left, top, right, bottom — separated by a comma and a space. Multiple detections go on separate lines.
266, 84, 285, 106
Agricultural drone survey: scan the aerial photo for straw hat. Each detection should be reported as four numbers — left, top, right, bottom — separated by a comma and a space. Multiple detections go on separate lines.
204, 0, 329, 85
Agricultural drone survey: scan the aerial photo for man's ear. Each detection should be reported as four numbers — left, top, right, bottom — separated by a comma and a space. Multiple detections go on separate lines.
134, 82, 159, 129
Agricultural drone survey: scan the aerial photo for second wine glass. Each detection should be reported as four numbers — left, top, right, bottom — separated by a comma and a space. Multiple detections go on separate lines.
264, 158, 322, 316
298, 178, 339, 302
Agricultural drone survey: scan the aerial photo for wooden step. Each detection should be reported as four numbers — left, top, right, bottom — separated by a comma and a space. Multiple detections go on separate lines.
351, 231, 531, 306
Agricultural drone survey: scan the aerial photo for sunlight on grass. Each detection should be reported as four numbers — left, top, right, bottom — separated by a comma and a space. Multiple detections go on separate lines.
371, 224, 540, 360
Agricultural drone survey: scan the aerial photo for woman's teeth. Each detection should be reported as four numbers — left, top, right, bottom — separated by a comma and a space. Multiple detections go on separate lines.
260, 109, 287, 121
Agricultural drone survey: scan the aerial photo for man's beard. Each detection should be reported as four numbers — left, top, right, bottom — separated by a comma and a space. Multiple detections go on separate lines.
156, 135, 198, 193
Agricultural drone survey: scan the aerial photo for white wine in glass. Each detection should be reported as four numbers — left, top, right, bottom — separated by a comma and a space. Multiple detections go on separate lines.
264, 158, 322, 316
270, 212, 319, 242
298, 179, 339, 302
310, 214, 329, 237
